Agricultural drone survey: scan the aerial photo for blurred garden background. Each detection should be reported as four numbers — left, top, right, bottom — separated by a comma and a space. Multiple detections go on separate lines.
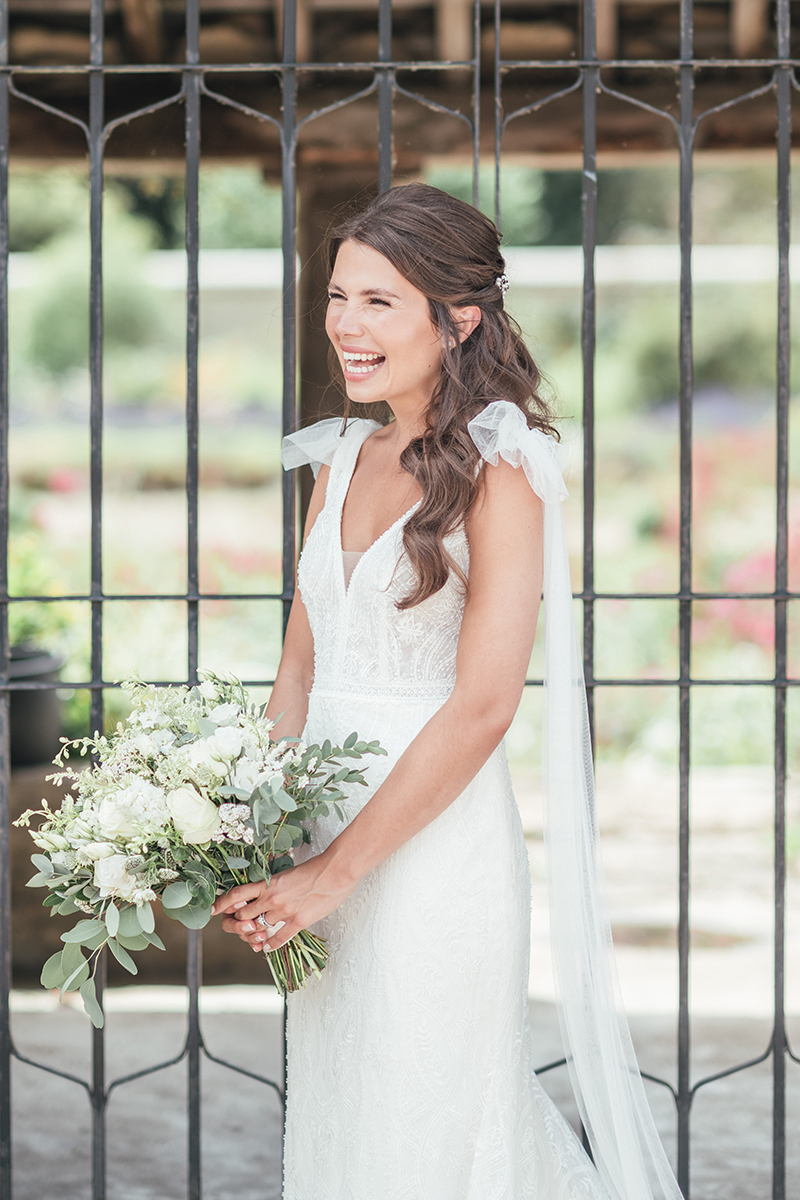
9, 158, 800, 767
8, 159, 800, 1197
7, 159, 800, 1011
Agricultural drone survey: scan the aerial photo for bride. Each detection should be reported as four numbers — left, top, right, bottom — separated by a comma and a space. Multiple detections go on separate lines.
212, 183, 682, 1200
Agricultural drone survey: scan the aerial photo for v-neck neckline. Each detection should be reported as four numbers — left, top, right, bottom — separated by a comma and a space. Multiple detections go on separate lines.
337, 425, 421, 597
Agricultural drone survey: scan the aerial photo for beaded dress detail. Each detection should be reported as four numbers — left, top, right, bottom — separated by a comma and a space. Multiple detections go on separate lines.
280, 414, 610, 1200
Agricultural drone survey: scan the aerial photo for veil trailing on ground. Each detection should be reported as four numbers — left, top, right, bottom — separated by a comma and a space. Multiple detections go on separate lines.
467, 401, 683, 1200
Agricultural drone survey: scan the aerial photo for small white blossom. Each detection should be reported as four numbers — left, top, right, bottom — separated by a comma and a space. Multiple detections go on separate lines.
94, 855, 140, 900
209, 702, 240, 726
208, 726, 244, 762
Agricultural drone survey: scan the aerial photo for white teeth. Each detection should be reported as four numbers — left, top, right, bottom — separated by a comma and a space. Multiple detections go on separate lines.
342, 352, 384, 375
347, 362, 382, 374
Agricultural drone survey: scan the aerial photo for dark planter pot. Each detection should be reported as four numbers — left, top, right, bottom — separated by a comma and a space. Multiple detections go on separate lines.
9, 644, 64, 767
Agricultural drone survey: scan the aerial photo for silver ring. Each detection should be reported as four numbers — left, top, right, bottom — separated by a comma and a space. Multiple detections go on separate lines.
255, 913, 284, 936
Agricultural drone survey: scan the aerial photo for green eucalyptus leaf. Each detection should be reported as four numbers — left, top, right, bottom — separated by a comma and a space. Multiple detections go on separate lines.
143, 930, 166, 951
163, 902, 212, 929
80, 978, 105, 1028
269, 854, 294, 874
30, 854, 53, 876
137, 902, 155, 934
247, 862, 266, 883
218, 785, 251, 801
274, 789, 297, 812
81, 929, 109, 953
60, 940, 88, 977
116, 933, 149, 951
61, 919, 105, 945
343, 732, 357, 750
40, 951, 67, 989
117, 905, 143, 937
225, 855, 250, 870
161, 881, 191, 908
197, 717, 217, 737
60, 959, 90, 995
25, 873, 52, 889
105, 903, 120, 937
107, 938, 138, 974
270, 826, 295, 854
57, 897, 80, 916
43, 892, 63, 908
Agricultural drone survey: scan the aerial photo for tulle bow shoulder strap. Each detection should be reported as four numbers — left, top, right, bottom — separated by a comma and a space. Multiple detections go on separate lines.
282, 418, 347, 479
282, 417, 381, 479
468, 399, 682, 1200
467, 399, 569, 506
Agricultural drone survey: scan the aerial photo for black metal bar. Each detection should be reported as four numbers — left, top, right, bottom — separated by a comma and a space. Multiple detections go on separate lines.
88, 0, 107, 1194
472, 0, 480, 207
581, 0, 597, 749
774, 1, 791, 1194
184, 5, 202, 1198
377, 0, 392, 192
677, 0, 694, 1189
281, 0, 298, 638
187, 931, 203, 1200
0, 2, 10, 1193
185, 0, 200, 692
90, 950, 106, 1200
493, 0, 501, 227
7, 55, 800, 74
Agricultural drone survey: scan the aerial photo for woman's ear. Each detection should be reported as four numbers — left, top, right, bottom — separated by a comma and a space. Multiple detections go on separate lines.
452, 305, 482, 343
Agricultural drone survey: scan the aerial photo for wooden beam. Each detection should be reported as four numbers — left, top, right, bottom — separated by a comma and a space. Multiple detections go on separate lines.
120, 0, 165, 62
596, 0, 617, 60
436, 0, 472, 62
731, 0, 770, 56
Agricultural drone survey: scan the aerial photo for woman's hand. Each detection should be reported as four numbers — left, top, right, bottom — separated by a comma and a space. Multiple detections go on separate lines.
211, 853, 357, 953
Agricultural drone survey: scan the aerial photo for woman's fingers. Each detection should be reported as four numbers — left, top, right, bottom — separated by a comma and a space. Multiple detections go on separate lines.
211, 881, 266, 916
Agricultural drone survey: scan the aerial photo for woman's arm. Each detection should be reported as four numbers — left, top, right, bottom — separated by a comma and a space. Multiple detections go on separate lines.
261, 466, 330, 741
216, 457, 543, 948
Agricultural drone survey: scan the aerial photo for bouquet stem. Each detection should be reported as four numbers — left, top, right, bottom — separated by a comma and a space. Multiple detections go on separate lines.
264, 929, 328, 993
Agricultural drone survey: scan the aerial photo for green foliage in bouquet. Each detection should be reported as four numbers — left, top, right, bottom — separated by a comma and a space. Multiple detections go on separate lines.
15, 671, 386, 1025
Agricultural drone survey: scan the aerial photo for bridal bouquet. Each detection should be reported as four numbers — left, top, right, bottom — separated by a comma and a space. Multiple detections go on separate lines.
15, 671, 385, 1026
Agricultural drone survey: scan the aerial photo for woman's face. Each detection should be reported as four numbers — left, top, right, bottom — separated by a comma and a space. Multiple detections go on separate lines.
325, 240, 443, 413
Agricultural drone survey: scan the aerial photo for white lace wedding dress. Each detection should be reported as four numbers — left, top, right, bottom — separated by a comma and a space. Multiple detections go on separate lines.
281, 402, 681, 1200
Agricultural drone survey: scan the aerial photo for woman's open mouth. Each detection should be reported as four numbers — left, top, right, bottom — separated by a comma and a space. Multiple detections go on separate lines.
342, 351, 385, 377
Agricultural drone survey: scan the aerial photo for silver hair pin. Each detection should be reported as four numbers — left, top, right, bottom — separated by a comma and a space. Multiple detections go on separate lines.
495, 272, 510, 298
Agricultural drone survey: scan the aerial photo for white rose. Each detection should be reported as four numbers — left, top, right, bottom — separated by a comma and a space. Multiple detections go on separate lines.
167, 785, 221, 845
94, 854, 139, 899
230, 759, 266, 793
208, 726, 243, 761
209, 702, 240, 726
31, 831, 70, 852
97, 797, 138, 839
188, 739, 228, 778
81, 841, 117, 861
198, 679, 218, 701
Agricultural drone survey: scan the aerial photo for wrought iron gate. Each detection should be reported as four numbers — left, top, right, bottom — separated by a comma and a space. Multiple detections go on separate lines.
0, 0, 796, 1195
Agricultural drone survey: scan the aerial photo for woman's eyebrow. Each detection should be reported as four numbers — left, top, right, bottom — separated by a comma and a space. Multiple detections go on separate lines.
328, 281, 401, 300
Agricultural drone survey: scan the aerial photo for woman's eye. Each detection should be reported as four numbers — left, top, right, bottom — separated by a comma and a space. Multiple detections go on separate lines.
368, 297, 390, 307
327, 291, 345, 302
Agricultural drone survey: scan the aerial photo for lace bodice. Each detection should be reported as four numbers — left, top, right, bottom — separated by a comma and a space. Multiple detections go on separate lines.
283, 402, 682, 1200
291, 418, 468, 704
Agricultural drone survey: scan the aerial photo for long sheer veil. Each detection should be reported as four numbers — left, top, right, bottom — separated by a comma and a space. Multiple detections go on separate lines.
468, 401, 683, 1200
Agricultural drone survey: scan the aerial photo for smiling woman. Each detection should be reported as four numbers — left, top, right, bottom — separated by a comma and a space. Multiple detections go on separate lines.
212, 184, 682, 1200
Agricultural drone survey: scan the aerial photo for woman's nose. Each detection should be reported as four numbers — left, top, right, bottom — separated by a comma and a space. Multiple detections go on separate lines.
334, 302, 364, 339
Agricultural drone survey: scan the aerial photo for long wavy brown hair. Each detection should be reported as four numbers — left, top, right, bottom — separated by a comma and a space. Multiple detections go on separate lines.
326, 182, 556, 609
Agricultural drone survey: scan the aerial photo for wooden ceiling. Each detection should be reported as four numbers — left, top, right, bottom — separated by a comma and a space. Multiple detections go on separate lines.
5, 0, 798, 164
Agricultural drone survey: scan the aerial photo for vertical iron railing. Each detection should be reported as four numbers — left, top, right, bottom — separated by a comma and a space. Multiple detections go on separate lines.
0, 0, 796, 1196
